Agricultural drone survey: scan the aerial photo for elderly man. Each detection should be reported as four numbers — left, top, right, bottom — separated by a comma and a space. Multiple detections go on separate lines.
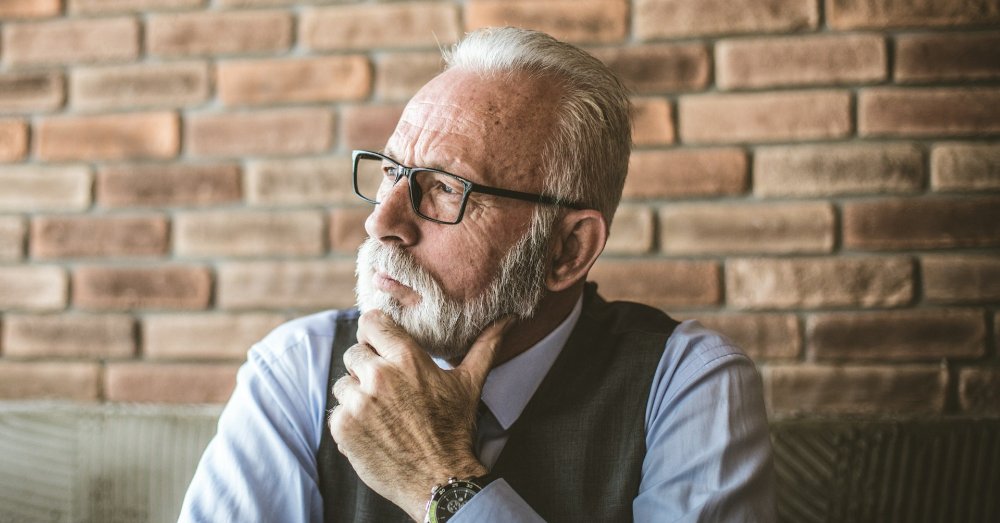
180, 28, 773, 522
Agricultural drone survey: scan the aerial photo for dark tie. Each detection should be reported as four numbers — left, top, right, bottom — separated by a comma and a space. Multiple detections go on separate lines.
475, 400, 503, 463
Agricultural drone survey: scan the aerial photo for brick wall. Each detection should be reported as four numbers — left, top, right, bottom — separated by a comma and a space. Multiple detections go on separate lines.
0, 0, 997, 419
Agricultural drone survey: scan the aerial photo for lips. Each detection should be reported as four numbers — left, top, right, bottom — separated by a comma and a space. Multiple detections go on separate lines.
373, 270, 410, 293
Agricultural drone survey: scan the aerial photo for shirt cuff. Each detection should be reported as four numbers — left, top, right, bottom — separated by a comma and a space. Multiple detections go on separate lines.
450, 479, 545, 522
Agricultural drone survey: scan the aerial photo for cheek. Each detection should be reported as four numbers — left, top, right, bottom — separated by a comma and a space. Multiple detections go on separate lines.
428, 238, 495, 297
424, 226, 513, 300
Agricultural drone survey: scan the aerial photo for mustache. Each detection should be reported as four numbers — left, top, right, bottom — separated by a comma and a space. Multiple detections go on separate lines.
359, 239, 442, 295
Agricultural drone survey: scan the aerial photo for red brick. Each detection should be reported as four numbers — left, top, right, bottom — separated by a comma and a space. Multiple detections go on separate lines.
375, 52, 443, 101
726, 257, 913, 310
959, 368, 1000, 416
635, 0, 818, 39
186, 109, 333, 158
588, 259, 720, 309
68, 0, 204, 14
71, 61, 210, 111
217, 0, 306, 5
97, 163, 242, 208
931, 143, 1000, 191
303, 3, 459, 51
690, 313, 801, 360
808, 309, 985, 361
606, 205, 654, 255
843, 197, 1000, 250
2, 313, 135, 358
593, 44, 710, 94
0, 119, 28, 162
896, 32, 1000, 83
218, 56, 371, 106
0, 266, 67, 311
764, 365, 946, 417
716, 34, 885, 89
73, 265, 211, 310
0, 0, 61, 18
37, 111, 179, 161
0, 71, 64, 113
246, 156, 354, 206
922, 255, 1000, 304
0, 165, 92, 212
631, 98, 674, 146
329, 207, 370, 254
680, 90, 851, 144
143, 313, 286, 360
660, 202, 834, 255
465, 0, 628, 43
217, 260, 357, 310
147, 10, 291, 57
624, 148, 747, 199
828, 0, 1000, 29
2, 17, 139, 66
31, 215, 168, 259
859, 87, 1000, 137
754, 143, 924, 197
105, 363, 239, 403
174, 210, 324, 258
0, 216, 26, 261
0, 362, 99, 401
341, 104, 405, 151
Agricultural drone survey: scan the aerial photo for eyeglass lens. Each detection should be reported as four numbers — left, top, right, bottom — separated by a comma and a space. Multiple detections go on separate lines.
355, 154, 469, 223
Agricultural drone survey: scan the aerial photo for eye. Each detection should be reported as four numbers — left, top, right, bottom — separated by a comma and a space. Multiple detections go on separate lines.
436, 181, 457, 194
382, 165, 400, 179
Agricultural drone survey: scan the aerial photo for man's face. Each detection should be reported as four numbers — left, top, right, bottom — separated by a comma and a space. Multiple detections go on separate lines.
355, 68, 562, 359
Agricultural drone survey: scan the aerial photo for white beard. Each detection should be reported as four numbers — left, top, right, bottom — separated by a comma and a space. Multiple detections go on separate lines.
355, 220, 551, 360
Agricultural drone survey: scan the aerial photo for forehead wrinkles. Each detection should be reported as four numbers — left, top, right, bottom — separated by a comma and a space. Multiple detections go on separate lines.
401, 99, 487, 139
390, 99, 493, 176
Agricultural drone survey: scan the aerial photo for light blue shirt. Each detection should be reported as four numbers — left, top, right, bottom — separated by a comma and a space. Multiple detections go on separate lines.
180, 299, 774, 522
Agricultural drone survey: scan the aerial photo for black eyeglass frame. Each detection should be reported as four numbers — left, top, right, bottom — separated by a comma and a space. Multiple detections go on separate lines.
352, 149, 585, 225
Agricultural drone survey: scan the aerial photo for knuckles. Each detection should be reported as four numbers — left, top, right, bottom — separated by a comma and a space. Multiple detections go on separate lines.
367, 364, 389, 391
333, 373, 380, 418
343, 343, 371, 373
327, 405, 350, 442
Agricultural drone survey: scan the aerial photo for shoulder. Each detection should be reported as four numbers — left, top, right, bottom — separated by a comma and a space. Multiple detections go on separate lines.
667, 319, 749, 365
656, 319, 760, 402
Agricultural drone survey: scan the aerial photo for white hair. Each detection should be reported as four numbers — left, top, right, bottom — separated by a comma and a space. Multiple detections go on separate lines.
443, 27, 632, 227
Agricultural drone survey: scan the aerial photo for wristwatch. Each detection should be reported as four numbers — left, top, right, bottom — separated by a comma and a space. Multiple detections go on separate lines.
423, 473, 497, 523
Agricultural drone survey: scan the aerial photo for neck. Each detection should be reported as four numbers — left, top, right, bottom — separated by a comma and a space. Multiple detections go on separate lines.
452, 281, 584, 368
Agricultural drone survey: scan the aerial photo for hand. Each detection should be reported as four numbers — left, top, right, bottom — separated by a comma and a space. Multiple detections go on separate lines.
328, 310, 512, 521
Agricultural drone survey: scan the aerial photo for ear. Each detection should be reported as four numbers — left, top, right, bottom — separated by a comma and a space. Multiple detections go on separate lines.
546, 209, 608, 292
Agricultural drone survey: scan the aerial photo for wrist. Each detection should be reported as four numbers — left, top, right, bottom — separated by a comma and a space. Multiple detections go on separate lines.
422, 469, 498, 523
408, 460, 487, 521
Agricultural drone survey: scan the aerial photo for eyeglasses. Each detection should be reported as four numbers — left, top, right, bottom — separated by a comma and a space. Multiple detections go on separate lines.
352, 150, 583, 225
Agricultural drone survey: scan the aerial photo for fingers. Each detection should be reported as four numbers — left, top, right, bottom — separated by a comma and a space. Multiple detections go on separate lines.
327, 403, 349, 446
458, 316, 514, 388
332, 373, 359, 409
343, 343, 378, 383
357, 310, 428, 367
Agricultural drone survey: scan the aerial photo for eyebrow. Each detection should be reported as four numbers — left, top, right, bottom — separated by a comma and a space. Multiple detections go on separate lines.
378, 148, 458, 176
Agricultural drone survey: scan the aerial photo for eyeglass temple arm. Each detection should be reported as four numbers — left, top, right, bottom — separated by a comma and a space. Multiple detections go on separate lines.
468, 183, 585, 210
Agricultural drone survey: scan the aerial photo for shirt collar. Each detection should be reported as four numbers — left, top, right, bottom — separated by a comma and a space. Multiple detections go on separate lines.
483, 297, 583, 429
432, 296, 583, 430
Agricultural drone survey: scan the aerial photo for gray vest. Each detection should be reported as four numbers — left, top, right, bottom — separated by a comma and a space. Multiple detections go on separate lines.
317, 284, 678, 522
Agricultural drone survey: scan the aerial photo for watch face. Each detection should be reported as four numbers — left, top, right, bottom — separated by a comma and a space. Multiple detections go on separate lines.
430, 480, 481, 522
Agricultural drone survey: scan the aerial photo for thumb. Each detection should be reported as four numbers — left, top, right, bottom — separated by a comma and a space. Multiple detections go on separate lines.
458, 316, 514, 389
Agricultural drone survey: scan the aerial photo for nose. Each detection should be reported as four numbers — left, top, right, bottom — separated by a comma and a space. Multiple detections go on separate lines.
364, 175, 419, 246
